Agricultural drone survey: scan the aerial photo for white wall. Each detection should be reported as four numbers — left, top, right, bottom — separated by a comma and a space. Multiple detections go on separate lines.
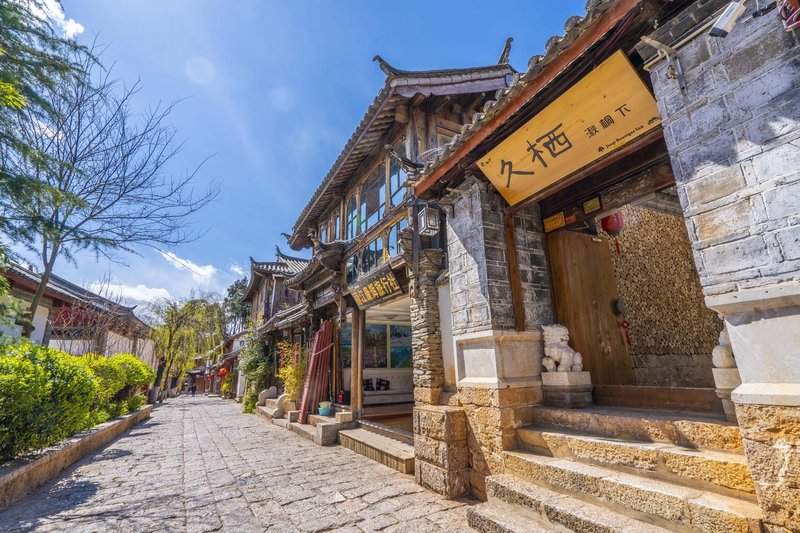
236, 373, 247, 398
439, 284, 456, 388
0, 295, 49, 344
105, 330, 133, 355
49, 338, 94, 355
137, 337, 157, 368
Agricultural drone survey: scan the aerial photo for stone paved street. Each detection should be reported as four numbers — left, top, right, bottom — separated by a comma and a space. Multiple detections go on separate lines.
0, 396, 474, 532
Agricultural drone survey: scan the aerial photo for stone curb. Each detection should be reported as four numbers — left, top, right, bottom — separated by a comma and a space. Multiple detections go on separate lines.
0, 404, 153, 511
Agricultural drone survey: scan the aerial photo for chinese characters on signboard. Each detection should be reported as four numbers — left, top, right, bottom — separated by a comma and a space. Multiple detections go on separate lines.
478, 51, 662, 206
350, 265, 403, 308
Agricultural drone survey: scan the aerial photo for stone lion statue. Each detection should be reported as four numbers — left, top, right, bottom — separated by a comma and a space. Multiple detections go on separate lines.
542, 324, 583, 372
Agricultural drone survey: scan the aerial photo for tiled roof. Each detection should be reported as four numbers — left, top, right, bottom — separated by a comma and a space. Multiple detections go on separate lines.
242, 247, 310, 302
4, 261, 150, 332
251, 247, 309, 276
288, 55, 515, 250
414, 0, 636, 185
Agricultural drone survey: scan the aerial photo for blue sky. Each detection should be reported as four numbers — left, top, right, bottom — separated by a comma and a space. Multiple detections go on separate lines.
19, 0, 585, 305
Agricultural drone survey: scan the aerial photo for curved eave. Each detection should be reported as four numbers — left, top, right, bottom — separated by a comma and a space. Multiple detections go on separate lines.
288, 64, 515, 251
413, 0, 639, 197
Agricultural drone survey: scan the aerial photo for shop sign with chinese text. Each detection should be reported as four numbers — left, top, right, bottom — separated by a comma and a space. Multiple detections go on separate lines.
349, 265, 403, 308
478, 51, 662, 206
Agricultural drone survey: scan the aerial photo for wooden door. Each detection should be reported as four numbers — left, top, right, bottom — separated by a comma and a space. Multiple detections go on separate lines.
547, 230, 634, 385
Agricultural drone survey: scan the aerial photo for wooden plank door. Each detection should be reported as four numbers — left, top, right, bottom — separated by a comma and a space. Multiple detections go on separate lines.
547, 230, 634, 385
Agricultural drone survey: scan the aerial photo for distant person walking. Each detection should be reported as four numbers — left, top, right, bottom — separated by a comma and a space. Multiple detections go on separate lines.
190, 384, 197, 397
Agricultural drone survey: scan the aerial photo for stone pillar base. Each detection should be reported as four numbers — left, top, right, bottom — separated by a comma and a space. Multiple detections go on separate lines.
542, 371, 592, 408
413, 405, 470, 499
713, 367, 741, 423
734, 400, 800, 532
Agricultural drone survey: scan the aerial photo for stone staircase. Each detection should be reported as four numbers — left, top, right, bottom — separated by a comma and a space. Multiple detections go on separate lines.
468, 406, 763, 533
255, 398, 282, 420
338, 422, 415, 474
288, 412, 357, 446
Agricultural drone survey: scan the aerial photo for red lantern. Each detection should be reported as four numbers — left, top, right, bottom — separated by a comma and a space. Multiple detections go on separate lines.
601, 211, 624, 236
219, 367, 229, 378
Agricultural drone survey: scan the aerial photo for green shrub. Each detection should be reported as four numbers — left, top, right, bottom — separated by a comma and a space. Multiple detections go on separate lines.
108, 353, 155, 401
242, 387, 257, 414
82, 353, 126, 404
126, 393, 146, 412
0, 341, 97, 462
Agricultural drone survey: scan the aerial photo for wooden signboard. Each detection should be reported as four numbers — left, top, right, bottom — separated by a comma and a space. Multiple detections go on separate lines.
349, 265, 403, 309
478, 50, 662, 206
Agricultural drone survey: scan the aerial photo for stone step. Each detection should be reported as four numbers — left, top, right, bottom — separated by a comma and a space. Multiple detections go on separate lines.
503, 451, 762, 532
271, 418, 289, 429
360, 419, 415, 445
307, 414, 336, 427
256, 405, 279, 420
530, 405, 743, 451
467, 501, 555, 533
288, 422, 316, 443
482, 475, 673, 533
518, 427, 755, 495
338, 428, 414, 475
263, 398, 279, 409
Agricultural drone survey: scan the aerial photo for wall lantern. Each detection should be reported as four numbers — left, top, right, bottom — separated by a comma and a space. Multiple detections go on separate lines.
418, 206, 440, 237
601, 211, 624, 236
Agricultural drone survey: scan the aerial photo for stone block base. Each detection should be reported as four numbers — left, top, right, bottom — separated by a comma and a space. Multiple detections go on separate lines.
415, 460, 469, 499
542, 371, 593, 408
735, 402, 800, 531
413, 405, 469, 499
414, 387, 442, 405
413, 405, 467, 441
713, 367, 741, 422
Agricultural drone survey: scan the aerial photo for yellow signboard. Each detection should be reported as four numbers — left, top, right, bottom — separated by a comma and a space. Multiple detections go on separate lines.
350, 265, 403, 308
543, 212, 566, 232
477, 51, 662, 206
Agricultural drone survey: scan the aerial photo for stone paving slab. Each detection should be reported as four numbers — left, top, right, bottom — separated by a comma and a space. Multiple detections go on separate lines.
0, 396, 474, 532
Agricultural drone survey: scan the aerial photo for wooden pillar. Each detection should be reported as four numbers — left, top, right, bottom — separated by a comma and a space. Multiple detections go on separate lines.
350, 309, 366, 419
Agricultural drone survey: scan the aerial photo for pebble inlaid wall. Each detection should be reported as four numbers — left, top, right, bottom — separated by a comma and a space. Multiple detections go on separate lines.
596, 205, 722, 388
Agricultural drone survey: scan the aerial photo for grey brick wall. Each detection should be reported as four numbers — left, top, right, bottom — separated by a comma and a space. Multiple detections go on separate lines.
444, 175, 552, 336
644, 5, 800, 296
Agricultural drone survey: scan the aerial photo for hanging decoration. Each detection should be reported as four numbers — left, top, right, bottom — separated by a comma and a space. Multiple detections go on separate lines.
602, 211, 624, 255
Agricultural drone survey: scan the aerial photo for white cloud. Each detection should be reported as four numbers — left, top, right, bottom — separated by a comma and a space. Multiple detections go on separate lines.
267, 85, 295, 112
160, 251, 217, 285
229, 263, 245, 276
185, 56, 216, 85
87, 283, 171, 303
32, 0, 85, 39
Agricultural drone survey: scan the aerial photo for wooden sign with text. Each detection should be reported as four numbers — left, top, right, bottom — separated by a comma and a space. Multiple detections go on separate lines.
349, 265, 403, 309
478, 51, 662, 206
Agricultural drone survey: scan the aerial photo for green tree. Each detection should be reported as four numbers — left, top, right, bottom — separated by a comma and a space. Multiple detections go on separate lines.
147, 296, 224, 402
0, 0, 84, 244
223, 277, 249, 335
3, 48, 218, 338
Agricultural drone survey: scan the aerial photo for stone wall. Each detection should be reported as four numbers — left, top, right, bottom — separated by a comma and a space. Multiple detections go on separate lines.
444, 175, 552, 337
410, 249, 445, 405
596, 205, 721, 387
639, 3, 800, 297
640, 3, 800, 530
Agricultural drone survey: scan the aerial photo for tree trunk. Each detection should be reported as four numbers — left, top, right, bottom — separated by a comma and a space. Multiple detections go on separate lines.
148, 355, 167, 404
22, 244, 59, 339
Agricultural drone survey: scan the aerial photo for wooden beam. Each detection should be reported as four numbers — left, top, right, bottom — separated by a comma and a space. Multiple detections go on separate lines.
503, 210, 526, 331
413, 0, 644, 198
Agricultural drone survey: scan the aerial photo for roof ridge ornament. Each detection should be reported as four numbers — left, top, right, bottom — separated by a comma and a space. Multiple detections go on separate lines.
373, 55, 399, 78
497, 37, 513, 65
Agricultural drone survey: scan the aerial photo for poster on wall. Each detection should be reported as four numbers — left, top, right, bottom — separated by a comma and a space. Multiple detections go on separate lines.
477, 50, 662, 207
